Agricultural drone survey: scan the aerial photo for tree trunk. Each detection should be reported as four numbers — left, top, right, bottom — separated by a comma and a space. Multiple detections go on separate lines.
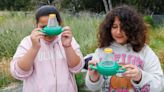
102, 0, 109, 13
108, 0, 112, 11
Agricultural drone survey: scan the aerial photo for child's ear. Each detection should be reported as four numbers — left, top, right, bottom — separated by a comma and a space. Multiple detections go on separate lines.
37, 23, 42, 28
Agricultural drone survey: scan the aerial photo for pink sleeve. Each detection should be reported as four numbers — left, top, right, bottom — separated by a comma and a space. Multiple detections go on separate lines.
68, 37, 84, 73
10, 58, 33, 80
10, 36, 33, 80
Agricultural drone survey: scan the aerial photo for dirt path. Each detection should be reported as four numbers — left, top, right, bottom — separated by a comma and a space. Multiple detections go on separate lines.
0, 83, 22, 92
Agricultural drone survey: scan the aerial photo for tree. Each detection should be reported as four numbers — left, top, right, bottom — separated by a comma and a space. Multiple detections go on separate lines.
108, 0, 112, 11
102, 0, 112, 13
0, 0, 31, 11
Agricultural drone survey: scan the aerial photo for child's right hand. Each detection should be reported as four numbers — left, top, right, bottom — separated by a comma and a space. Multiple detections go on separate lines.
88, 59, 100, 82
30, 28, 45, 49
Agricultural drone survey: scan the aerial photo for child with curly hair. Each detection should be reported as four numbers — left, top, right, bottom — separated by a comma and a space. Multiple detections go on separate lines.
85, 5, 164, 92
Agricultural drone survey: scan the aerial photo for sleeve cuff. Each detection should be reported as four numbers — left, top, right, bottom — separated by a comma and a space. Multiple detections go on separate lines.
69, 59, 84, 73
131, 70, 145, 87
13, 59, 33, 79
85, 72, 103, 91
131, 69, 150, 87
69, 51, 84, 73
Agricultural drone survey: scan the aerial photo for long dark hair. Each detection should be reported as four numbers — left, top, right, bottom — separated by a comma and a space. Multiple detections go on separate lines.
98, 5, 147, 52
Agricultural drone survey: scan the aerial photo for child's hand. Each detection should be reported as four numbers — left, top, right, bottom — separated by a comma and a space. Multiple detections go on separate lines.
61, 26, 72, 48
30, 28, 45, 49
88, 59, 100, 82
123, 64, 142, 82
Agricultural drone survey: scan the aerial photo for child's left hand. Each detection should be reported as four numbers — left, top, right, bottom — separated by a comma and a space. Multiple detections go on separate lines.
61, 26, 72, 48
123, 64, 142, 83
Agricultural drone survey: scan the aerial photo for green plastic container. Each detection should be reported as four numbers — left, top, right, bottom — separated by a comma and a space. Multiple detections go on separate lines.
89, 61, 126, 76
41, 26, 63, 36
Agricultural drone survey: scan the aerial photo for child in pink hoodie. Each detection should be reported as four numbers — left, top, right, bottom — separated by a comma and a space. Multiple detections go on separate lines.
10, 5, 84, 92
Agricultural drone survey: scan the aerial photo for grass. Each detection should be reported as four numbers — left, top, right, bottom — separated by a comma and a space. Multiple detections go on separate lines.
0, 11, 33, 58
0, 58, 19, 88
148, 27, 164, 70
62, 12, 103, 55
0, 11, 164, 89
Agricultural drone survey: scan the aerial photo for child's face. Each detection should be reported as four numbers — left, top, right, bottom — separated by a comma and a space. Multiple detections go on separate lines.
38, 16, 57, 42
111, 17, 128, 45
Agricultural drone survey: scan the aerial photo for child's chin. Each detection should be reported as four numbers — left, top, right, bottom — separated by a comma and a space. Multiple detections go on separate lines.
116, 40, 126, 45
44, 36, 56, 42
45, 39, 54, 42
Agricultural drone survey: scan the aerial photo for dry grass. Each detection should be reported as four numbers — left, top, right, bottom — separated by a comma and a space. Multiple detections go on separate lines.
0, 58, 17, 88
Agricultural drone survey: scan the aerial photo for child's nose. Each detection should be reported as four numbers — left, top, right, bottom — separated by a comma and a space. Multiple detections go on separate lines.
116, 27, 122, 34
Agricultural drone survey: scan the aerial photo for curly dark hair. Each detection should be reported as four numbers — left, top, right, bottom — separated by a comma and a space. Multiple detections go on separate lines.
98, 5, 147, 52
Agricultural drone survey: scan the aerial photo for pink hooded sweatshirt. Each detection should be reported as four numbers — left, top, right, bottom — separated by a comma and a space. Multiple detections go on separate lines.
10, 35, 84, 92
